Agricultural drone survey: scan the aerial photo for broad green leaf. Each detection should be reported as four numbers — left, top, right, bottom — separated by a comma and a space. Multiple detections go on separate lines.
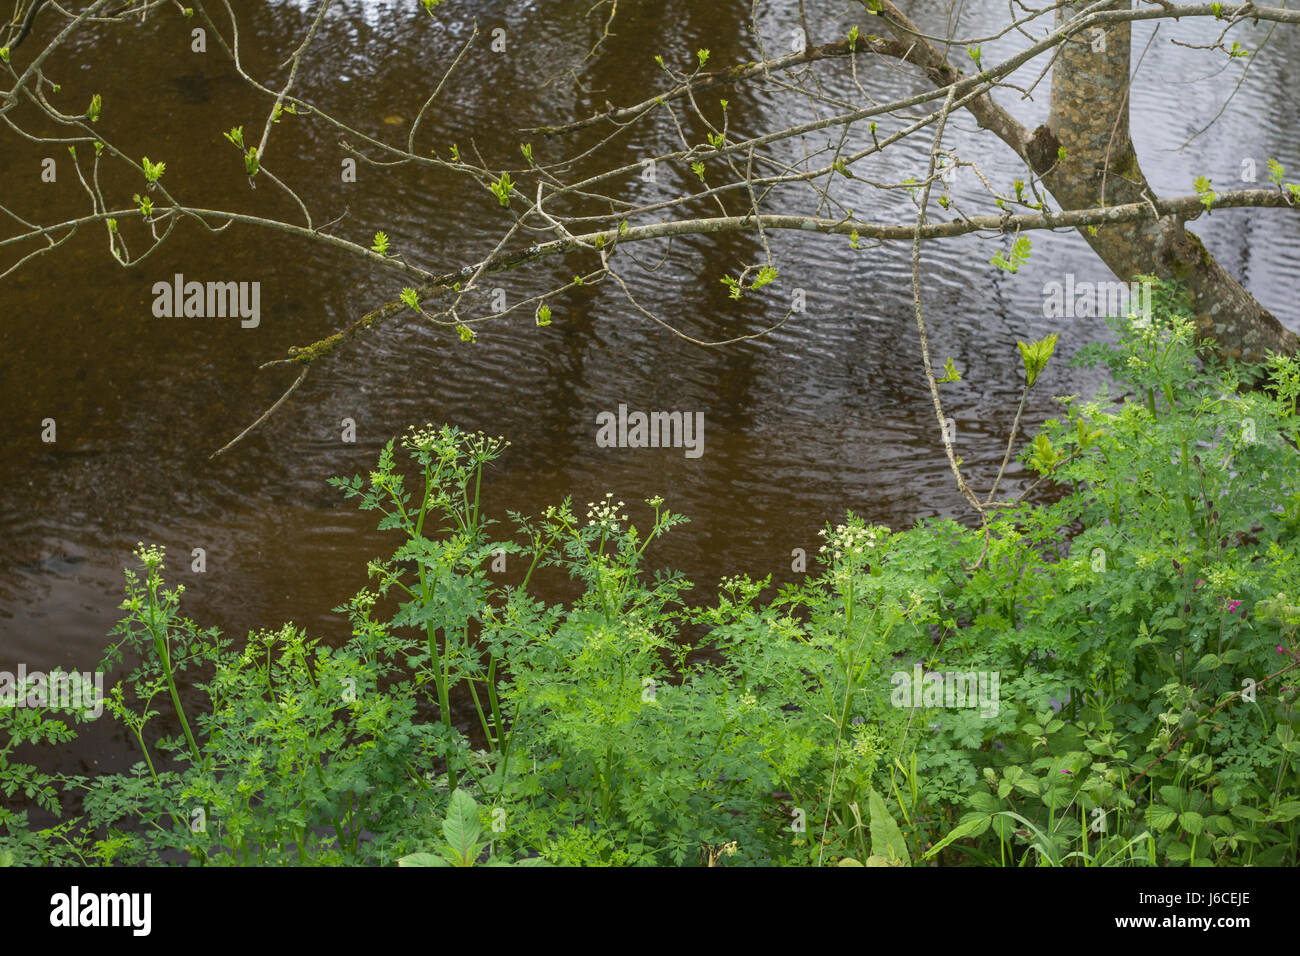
1268, 799, 1300, 823
1194, 653, 1220, 672
443, 788, 483, 866
1158, 785, 1185, 809
1230, 805, 1266, 824
923, 813, 990, 860
868, 789, 911, 866
1013, 776, 1042, 797
1146, 804, 1177, 831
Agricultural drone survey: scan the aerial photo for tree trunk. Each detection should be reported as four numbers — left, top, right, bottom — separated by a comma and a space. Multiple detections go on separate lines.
1033, 0, 1297, 363
875, 0, 1298, 363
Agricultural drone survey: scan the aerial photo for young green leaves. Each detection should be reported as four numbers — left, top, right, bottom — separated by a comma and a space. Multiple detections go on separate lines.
489, 172, 514, 208
751, 265, 778, 290
991, 235, 1032, 273
1193, 175, 1216, 211
141, 157, 165, 185
1017, 332, 1059, 388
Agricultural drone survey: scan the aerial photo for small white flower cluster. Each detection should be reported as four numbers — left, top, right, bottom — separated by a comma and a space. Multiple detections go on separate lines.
402, 422, 443, 451
587, 492, 628, 532
401, 424, 509, 460
817, 522, 886, 562
133, 542, 166, 567
464, 430, 510, 458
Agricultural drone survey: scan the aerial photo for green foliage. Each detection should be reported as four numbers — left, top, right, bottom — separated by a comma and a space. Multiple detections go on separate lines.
4, 281, 1297, 866
398, 790, 549, 866
1194, 175, 1216, 210
1267, 158, 1284, 188
489, 172, 514, 208
751, 265, 778, 290
1017, 333, 1058, 388
991, 235, 1032, 273
141, 157, 165, 184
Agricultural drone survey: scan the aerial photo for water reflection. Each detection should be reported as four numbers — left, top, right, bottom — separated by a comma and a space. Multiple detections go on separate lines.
0, 1, 1296, 772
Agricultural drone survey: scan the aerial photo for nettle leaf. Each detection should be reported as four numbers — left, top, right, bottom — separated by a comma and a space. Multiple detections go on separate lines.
1146, 804, 1177, 831
1013, 775, 1042, 797
1158, 785, 1186, 810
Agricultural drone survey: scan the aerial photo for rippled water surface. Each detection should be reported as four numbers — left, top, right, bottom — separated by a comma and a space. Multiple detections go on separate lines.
1, 1, 1297, 773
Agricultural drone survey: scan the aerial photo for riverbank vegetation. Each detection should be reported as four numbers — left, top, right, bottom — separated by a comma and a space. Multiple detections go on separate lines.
3, 285, 1298, 866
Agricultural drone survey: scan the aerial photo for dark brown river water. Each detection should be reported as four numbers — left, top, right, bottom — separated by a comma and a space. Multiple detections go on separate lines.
1, 1, 1298, 778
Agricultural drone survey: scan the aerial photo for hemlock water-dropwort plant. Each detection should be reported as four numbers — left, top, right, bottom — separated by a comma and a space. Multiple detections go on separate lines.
3, 282, 1298, 866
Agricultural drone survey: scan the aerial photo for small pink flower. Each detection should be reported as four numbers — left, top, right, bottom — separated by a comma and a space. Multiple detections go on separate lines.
1060, 769, 1072, 775
1195, 579, 1204, 589
1226, 599, 1242, 614
1279, 646, 1288, 655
